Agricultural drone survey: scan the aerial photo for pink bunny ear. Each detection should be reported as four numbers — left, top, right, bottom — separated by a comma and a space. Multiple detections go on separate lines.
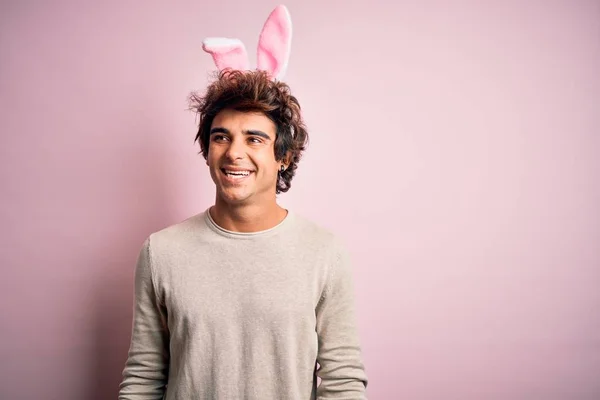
257, 5, 292, 80
202, 38, 250, 72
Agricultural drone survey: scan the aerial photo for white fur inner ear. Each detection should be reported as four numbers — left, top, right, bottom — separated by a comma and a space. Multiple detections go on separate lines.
202, 37, 249, 72
203, 38, 244, 50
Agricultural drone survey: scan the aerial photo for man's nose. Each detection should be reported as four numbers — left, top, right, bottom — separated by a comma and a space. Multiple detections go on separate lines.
225, 137, 245, 160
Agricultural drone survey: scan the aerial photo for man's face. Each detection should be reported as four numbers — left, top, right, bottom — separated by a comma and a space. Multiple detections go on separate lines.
207, 108, 281, 206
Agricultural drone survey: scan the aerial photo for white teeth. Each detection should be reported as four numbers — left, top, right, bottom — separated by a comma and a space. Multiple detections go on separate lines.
224, 170, 250, 177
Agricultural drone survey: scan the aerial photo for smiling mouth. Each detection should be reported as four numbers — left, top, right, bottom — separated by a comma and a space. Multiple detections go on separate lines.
221, 168, 253, 180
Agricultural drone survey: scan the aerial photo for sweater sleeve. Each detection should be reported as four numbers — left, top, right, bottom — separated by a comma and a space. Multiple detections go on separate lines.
315, 241, 368, 399
119, 237, 170, 400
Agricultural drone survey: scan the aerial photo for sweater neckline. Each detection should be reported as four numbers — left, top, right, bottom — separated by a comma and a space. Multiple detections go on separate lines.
203, 206, 294, 239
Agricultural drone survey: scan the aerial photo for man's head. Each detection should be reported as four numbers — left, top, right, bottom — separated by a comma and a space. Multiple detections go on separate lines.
190, 70, 308, 206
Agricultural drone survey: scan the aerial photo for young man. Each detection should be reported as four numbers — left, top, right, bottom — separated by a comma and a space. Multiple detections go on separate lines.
118, 70, 368, 399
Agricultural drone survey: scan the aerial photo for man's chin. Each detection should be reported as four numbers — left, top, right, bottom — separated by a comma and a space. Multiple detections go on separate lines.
216, 188, 253, 205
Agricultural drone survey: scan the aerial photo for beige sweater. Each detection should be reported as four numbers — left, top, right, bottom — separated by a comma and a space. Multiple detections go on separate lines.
118, 208, 368, 399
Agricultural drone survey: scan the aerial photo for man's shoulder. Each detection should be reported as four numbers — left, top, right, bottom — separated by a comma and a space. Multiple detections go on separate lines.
145, 210, 208, 249
288, 211, 347, 251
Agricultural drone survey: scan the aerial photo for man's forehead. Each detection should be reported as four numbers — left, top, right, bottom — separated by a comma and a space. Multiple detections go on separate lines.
212, 109, 276, 134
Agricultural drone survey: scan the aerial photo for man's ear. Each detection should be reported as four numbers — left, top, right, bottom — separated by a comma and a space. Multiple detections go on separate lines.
283, 151, 292, 169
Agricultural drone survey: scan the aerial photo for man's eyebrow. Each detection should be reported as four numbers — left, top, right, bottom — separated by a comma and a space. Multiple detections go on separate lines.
209, 127, 272, 140
209, 127, 229, 135
244, 130, 271, 140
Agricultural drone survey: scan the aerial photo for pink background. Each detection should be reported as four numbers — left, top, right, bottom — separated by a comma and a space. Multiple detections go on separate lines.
1, 1, 599, 399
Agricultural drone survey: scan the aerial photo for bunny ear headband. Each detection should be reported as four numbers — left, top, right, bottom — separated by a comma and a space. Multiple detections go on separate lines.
202, 5, 292, 81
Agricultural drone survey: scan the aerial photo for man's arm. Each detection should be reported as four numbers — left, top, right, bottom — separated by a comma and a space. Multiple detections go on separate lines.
315, 241, 368, 399
119, 237, 170, 400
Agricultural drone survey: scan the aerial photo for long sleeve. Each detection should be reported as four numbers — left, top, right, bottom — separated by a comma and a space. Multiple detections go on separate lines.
119, 237, 170, 400
315, 242, 368, 399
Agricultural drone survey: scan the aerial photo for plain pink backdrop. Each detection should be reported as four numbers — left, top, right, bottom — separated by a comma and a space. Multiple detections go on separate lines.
1, 1, 599, 399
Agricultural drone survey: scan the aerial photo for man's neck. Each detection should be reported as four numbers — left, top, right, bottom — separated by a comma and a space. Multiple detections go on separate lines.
210, 199, 288, 233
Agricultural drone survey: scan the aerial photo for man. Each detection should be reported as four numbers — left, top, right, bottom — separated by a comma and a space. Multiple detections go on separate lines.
119, 4, 369, 397
119, 51, 367, 400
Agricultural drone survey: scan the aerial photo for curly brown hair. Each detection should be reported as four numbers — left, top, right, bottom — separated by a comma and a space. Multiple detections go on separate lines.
189, 70, 309, 194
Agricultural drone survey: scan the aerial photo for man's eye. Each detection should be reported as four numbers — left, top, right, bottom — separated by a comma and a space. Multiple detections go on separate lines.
249, 137, 262, 144
213, 135, 228, 142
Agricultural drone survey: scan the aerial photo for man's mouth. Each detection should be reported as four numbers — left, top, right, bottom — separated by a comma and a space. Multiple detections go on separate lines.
221, 168, 253, 180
